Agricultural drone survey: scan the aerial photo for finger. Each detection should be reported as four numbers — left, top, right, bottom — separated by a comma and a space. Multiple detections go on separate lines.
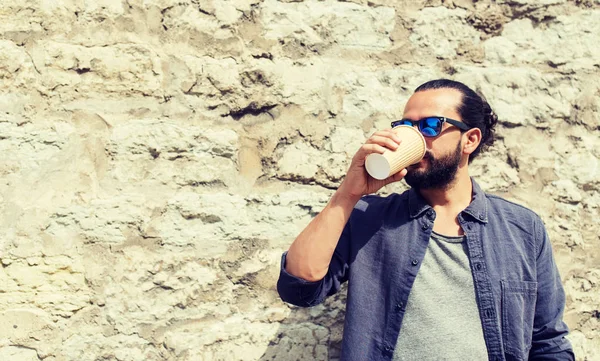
358, 143, 389, 155
394, 168, 408, 180
385, 168, 408, 185
372, 129, 402, 143
365, 135, 400, 150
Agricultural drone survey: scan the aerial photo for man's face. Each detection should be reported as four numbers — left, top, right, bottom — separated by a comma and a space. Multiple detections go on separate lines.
400, 88, 466, 190
404, 140, 462, 190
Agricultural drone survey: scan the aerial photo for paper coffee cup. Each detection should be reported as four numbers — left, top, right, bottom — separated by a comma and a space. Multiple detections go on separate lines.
365, 126, 426, 180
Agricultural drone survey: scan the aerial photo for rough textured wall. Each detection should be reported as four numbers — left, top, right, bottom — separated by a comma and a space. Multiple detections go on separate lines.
0, 0, 599, 360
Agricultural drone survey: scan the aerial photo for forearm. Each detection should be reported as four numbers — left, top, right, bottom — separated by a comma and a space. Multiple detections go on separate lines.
285, 190, 360, 282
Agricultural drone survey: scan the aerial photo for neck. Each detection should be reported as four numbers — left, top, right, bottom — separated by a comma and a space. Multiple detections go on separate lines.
418, 168, 473, 211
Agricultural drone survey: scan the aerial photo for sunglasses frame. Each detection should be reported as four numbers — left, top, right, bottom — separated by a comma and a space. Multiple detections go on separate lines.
391, 116, 471, 137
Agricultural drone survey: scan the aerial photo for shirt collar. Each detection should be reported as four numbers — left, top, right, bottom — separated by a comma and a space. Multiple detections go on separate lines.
408, 178, 488, 223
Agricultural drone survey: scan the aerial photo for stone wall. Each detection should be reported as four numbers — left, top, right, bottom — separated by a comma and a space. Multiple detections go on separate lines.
0, 0, 599, 360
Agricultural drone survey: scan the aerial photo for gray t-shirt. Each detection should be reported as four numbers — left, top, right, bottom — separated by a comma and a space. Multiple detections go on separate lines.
393, 231, 488, 361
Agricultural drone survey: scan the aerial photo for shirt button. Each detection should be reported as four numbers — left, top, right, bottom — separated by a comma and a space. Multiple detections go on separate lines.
384, 345, 393, 354
396, 302, 404, 311
422, 223, 429, 230
479, 214, 485, 220
411, 259, 419, 266
476, 263, 482, 271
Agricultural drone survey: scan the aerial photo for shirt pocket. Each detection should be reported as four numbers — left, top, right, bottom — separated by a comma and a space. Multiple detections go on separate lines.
501, 280, 538, 360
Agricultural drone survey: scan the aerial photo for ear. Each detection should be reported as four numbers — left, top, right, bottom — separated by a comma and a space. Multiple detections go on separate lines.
462, 128, 482, 156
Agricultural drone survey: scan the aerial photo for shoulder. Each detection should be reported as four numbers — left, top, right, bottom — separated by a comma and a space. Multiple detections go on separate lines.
484, 193, 550, 255
347, 191, 410, 234
354, 191, 409, 214
349, 191, 410, 223
485, 193, 539, 216
484, 193, 545, 227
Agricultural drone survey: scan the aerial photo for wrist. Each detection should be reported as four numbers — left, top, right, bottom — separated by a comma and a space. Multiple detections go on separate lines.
330, 188, 361, 210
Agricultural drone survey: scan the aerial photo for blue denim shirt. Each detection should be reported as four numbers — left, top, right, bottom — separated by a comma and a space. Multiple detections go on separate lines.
277, 180, 574, 361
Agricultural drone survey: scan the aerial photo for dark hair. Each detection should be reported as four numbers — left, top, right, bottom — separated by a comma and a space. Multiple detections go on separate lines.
414, 79, 498, 162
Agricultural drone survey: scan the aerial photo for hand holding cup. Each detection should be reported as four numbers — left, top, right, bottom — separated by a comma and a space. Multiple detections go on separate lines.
365, 125, 426, 180
337, 126, 425, 200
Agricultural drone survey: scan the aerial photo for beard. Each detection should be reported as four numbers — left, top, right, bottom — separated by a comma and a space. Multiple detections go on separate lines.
404, 140, 462, 190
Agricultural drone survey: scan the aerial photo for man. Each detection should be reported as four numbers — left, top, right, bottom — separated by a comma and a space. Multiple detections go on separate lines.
277, 79, 574, 361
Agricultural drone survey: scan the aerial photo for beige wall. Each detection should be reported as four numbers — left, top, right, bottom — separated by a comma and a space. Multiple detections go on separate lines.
0, 0, 598, 360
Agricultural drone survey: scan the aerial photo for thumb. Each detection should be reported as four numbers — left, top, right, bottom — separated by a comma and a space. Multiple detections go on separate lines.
384, 168, 408, 185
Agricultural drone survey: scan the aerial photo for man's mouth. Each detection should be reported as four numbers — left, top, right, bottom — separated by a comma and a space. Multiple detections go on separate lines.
409, 154, 430, 168
410, 158, 427, 168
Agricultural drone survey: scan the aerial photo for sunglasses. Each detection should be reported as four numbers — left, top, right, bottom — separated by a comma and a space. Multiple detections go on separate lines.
391, 116, 471, 137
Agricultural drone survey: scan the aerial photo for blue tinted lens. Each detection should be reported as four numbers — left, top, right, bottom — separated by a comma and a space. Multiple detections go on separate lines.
421, 127, 438, 137
420, 117, 441, 137
392, 120, 414, 128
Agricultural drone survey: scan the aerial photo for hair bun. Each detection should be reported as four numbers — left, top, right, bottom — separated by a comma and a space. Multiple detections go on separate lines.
481, 101, 498, 148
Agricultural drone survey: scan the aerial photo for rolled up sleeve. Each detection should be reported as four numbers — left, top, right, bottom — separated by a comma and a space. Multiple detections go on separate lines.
276, 249, 349, 307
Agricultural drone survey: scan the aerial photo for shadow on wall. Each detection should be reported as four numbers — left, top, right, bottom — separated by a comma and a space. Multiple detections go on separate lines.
259, 286, 348, 361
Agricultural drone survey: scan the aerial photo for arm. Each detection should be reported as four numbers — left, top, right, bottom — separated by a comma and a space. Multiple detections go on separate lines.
528, 219, 575, 360
284, 191, 359, 282
283, 129, 406, 282
277, 129, 407, 307
276, 194, 356, 307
